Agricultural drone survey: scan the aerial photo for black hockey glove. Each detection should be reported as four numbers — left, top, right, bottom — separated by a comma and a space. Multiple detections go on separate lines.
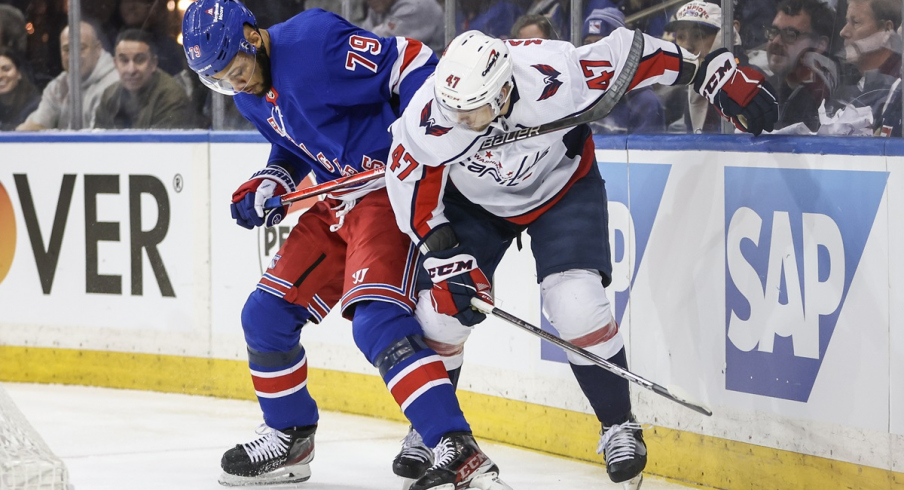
695, 49, 778, 136
423, 246, 493, 327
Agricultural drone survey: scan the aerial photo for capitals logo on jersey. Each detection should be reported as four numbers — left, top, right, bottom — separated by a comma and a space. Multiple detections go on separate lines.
724, 167, 888, 402
420, 101, 452, 136
531, 64, 563, 101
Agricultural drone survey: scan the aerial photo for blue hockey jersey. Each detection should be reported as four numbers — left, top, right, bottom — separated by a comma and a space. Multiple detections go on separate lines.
234, 9, 437, 199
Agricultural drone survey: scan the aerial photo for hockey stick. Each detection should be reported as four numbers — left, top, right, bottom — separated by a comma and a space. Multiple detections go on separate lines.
266, 29, 644, 209
264, 167, 386, 209
469, 297, 713, 417
477, 28, 645, 151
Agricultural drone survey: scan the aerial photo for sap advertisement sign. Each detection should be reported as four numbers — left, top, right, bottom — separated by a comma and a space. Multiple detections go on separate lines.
724, 168, 888, 402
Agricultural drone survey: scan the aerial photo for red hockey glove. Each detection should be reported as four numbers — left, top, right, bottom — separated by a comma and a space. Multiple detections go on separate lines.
231, 166, 296, 229
423, 248, 493, 327
695, 49, 778, 136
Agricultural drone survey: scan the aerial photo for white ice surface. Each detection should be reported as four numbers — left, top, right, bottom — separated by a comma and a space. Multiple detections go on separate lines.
3, 383, 694, 490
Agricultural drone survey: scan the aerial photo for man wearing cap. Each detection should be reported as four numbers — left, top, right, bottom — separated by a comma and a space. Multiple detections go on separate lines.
664, 0, 744, 132
583, 8, 665, 134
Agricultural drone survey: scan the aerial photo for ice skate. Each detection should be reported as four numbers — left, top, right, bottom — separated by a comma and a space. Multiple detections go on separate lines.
622, 474, 643, 490
394, 426, 434, 488
597, 418, 646, 484
410, 432, 513, 490
218, 424, 316, 487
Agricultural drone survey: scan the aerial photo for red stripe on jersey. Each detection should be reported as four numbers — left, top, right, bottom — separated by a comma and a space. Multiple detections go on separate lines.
568, 320, 619, 348
399, 39, 424, 76
505, 136, 595, 225
388, 358, 449, 407
251, 359, 308, 395
628, 49, 681, 91
411, 165, 446, 239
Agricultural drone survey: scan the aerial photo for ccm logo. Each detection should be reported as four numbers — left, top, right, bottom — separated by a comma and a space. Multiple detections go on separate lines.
427, 259, 473, 279
457, 452, 488, 480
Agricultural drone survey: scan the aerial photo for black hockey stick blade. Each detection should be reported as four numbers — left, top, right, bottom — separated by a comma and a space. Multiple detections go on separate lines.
478, 28, 645, 151
470, 298, 713, 417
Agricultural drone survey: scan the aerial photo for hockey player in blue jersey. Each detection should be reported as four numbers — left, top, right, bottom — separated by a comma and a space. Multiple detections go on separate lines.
182, 1, 511, 488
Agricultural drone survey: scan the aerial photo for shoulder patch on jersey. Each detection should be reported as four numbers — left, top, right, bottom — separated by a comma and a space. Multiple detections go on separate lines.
419, 101, 453, 136
531, 64, 563, 101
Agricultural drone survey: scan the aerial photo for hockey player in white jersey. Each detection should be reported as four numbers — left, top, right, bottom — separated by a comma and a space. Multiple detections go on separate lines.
384, 29, 776, 490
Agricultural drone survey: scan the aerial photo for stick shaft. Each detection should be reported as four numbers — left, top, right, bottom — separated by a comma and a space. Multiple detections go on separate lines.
470, 297, 712, 416
264, 167, 386, 209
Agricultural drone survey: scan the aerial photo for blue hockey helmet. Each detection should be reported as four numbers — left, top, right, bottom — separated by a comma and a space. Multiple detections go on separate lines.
182, 0, 258, 94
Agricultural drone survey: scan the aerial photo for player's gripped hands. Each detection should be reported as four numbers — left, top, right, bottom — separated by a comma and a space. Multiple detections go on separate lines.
694, 48, 778, 136
231, 166, 296, 229
423, 247, 493, 327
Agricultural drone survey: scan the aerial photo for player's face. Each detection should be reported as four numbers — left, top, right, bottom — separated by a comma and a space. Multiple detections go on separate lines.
442, 102, 497, 132
210, 50, 258, 95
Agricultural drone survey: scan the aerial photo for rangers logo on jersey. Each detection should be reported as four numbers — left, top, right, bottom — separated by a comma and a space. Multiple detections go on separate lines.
531, 64, 563, 101
419, 101, 452, 136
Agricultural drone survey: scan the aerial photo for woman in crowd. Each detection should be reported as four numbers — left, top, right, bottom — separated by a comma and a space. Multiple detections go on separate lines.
0, 47, 39, 131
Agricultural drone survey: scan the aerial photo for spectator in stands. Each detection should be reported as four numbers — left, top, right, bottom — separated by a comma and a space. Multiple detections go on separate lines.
840, 0, 901, 76
524, 0, 569, 40
582, 6, 627, 44
95, 29, 193, 129
360, 0, 444, 52
582, 8, 665, 134
510, 13, 557, 39
766, 0, 839, 131
115, 0, 186, 76
586, 0, 676, 39
736, 0, 780, 50
664, 0, 745, 133
0, 47, 39, 130
458, 0, 525, 39
16, 20, 119, 130
835, 0, 902, 134
0, 4, 27, 54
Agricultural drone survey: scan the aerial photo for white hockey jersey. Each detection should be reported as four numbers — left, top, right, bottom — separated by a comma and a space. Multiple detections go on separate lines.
385, 28, 689, 246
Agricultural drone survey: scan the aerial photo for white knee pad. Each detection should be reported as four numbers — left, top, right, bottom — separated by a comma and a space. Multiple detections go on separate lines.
541, 269, 624, 365
415, 289, 472, 370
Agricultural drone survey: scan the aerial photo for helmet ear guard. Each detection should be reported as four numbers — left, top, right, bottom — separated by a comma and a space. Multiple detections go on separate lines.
435, 31, 514, 119
182, 0, 258, 94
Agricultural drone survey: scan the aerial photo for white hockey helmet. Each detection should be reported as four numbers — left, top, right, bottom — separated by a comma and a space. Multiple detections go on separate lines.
435, 31, 513, 121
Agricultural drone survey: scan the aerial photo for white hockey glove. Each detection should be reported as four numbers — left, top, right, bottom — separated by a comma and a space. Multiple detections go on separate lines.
230, 166, 296, 229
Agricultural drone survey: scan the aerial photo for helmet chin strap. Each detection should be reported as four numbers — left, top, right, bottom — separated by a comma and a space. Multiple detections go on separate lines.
489, 81, 513, 118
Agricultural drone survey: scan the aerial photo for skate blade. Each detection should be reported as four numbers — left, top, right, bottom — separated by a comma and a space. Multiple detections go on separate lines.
218, 463, 312, 487
467, 472, 513, 490
622, 474, 643, 490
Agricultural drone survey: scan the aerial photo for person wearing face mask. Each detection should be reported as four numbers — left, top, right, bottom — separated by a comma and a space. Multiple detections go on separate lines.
0, 47, 38, 130
834, 0, 902, 134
